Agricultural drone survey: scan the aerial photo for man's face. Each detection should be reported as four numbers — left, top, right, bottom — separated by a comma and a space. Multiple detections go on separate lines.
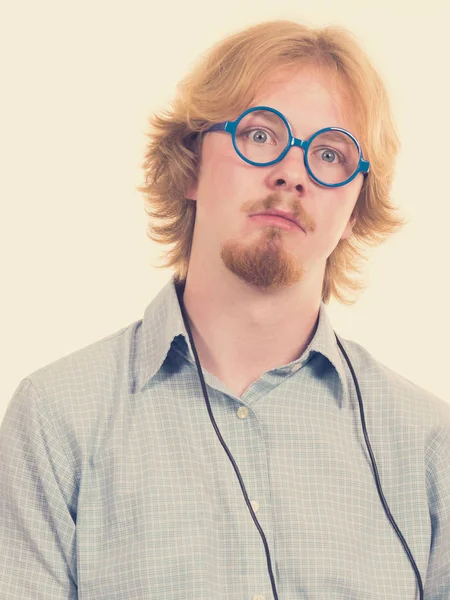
186, 65, 364, 291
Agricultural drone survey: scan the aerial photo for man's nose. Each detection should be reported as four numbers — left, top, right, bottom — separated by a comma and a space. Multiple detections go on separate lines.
265, 145, 311, 196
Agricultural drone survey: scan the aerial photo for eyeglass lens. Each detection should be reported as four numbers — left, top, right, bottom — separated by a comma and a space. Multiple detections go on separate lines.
234, 110, 360, 184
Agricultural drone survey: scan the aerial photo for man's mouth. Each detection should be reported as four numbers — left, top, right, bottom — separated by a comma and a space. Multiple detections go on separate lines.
250, 209, 303, 231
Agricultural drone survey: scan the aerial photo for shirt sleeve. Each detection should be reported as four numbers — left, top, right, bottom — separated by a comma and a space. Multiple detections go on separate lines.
0, 379, 78, 599
425, 409, 450, 599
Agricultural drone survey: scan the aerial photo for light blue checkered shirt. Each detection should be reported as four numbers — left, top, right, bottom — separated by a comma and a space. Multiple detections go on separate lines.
1, 276, 450, 599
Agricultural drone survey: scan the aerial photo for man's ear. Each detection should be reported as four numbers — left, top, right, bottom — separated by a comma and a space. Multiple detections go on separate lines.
184, 180, 198, 201
341, 215, 356, 240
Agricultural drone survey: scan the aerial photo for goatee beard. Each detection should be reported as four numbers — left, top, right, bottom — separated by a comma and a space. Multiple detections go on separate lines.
221, 226, 305, 290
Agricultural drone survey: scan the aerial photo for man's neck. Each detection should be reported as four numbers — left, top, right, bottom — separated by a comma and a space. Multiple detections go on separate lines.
181, 265, 323, 396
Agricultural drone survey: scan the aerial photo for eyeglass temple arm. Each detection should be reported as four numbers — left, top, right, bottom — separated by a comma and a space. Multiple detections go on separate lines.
206, 122, 229, 133
361, 159, 370, 175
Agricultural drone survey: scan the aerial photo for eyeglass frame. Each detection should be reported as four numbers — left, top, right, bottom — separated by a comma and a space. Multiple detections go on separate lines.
205, 105, 370, 188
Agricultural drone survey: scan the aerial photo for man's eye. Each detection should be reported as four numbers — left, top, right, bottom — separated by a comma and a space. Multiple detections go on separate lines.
313, 147, 346, 164
245, 129, 276, 144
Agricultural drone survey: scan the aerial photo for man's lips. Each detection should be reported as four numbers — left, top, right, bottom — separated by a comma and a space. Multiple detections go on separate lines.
250, 210, 304, 231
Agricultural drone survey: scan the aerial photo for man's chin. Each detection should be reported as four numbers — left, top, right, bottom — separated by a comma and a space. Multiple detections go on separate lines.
220, 239, 304, 290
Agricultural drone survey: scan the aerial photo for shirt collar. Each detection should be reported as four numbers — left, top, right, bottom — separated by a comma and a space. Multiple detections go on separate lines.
137, 275, 191, 392
137, 276, 349, 402
305, 302, 349, 403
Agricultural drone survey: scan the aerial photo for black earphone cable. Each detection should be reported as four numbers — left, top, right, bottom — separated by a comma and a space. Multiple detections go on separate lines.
177, 283, 423, 599
177, 286, 280, 600
334, 334, 424, 600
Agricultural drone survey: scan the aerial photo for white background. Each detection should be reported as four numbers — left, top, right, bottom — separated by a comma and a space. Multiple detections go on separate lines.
1, 0, 449, 423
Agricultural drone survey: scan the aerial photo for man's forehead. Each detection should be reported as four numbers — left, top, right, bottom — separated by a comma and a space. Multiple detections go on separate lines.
247, 65, 360, 136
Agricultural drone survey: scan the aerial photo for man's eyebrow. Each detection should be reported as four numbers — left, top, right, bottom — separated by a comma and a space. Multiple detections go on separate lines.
311, 131, 354, 145
261, 111, 283, 125
246, 110, 284, 126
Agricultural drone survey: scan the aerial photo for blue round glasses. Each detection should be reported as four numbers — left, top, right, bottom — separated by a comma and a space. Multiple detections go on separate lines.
205, 106, 370, 188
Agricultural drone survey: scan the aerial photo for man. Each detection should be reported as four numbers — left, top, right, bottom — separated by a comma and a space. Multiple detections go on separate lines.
1, 20, 449, 600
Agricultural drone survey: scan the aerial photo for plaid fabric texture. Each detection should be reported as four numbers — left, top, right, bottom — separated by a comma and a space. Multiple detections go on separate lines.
1, 276, 449, 599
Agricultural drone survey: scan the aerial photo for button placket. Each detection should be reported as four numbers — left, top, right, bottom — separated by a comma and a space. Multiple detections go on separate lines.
236, 408, 261, 516
232, 403, 272, 600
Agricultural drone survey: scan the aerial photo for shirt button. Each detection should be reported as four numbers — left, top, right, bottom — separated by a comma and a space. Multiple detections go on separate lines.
250, 500, 259, 513
290, 363, 301, 373
252, 595, 265, 600
237, 406, 249, 419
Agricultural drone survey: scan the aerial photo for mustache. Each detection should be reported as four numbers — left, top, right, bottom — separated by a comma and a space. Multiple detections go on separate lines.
241, 193, 316, 233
